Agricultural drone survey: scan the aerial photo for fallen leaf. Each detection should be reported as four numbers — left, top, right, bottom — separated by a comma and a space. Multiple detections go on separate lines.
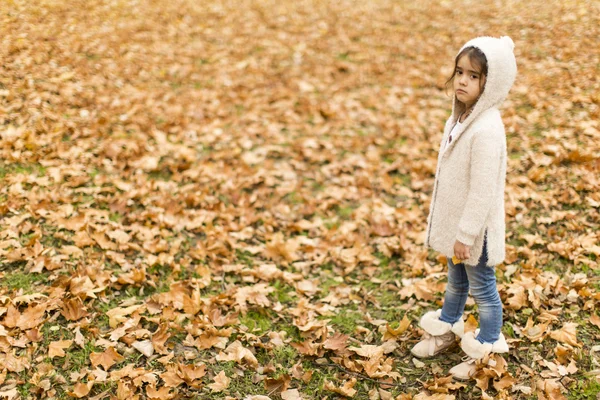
90, 347, 125, 370
132, 340, 154, 357
549, 323, 580, 347
281, 389, 303, 400
324, 378, 357, 397
69, 381, 93, 398
208, 370, 230, 392
48, 340, 73, 358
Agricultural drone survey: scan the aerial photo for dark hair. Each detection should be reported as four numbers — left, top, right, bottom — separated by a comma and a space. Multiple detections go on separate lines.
445, 46, 488, 93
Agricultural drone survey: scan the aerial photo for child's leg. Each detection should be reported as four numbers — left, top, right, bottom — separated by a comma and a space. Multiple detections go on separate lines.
440, 260, 469, 325
464, 239, 502, 344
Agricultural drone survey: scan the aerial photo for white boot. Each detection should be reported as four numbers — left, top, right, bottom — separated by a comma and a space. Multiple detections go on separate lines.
411, 310, 464, 358
450, 330, 509, 380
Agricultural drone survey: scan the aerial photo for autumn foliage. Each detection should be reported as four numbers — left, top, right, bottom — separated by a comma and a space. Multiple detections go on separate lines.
0, 0, 599, 399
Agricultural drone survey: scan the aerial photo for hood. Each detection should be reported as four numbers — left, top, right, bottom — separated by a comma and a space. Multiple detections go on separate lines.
451, 36, 517, 124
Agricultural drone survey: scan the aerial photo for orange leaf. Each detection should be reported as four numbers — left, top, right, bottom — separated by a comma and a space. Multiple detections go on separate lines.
208, 370, 231, 392
549, 323, 580, 347
590, 313, 600, 330
69, 381, 93, 398
61, 298, 89, 321
48, 340, 73, 358
324, 378, 357, 398
146, 385, 175, 400
90, 347, 124, 370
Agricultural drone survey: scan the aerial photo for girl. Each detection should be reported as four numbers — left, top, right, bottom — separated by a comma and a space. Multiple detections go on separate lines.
410, 36, 517, 380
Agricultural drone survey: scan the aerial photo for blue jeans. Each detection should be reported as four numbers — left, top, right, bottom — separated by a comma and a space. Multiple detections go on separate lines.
439, 237, 503, 344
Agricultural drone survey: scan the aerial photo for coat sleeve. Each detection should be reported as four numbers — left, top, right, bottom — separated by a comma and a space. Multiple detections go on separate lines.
455, 131, 503, 246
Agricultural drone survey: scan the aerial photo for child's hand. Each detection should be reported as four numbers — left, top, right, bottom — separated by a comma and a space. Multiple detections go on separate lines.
453, 241, 471, 262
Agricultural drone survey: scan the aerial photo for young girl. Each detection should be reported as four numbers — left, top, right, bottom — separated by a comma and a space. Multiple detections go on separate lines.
410, 36, 517, 380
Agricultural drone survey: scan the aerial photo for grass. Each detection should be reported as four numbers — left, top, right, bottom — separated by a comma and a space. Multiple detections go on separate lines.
0, 271, 49, 293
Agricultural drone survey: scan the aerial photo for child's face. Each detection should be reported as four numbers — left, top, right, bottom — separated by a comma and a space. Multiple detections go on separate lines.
453, 55, 486, 109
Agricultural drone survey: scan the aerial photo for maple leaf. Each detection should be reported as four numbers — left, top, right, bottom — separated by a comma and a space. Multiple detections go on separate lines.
16, 303, 47, 330
90, 347, 125, 370
549, 322, 580, 347
323, 332, 349, 352
69, 382, 93, 398
146, 385, 175, 400
384, 315, 411, 339
177, 363, 206, 388
216, 340, 258, 368
590, 313, 600, 329
105, 304, 144, 328
281, 389, 303, 400
264, 374, 291, 393
234, 283, 274, 314
151, 324, 171, 354
0, 388, 18, 400
504, 284, 527, 310
324, 378, 358, 398
132, 340, 154, 357
208, 370, 231, 392
60, 298, 89, 321
48, 340, 73, 358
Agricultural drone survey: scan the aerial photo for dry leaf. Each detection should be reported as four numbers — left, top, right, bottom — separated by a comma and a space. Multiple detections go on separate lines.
90, 347, 125, 370
48, 340, 73, 358
132, 340, 154, 357
324, 378, 357, 397
208, 370, 230, 392
549, 323, 580, 347
69, 382, 94, 398
281, 389, 303, 400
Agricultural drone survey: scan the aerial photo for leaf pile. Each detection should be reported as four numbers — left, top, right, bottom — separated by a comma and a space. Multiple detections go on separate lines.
0, 0, 599, 399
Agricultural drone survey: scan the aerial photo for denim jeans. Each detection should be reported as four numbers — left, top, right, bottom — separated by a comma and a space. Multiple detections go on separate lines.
439, 236, 503, 344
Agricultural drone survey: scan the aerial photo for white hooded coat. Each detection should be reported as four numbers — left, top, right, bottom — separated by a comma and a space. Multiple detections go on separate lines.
425, 36, 517, 267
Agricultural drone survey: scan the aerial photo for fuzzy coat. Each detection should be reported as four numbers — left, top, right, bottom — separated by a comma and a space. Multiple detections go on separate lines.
425, 36, 517, 267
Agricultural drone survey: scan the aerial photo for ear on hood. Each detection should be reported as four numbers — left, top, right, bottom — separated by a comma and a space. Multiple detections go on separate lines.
451, 36, 517, 125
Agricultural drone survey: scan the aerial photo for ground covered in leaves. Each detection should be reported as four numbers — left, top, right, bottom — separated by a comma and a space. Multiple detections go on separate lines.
1, 0, 599, 399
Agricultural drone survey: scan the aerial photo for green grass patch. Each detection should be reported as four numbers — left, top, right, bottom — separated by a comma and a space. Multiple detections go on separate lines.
239, 310, 274, 334
0, 271, 49, 293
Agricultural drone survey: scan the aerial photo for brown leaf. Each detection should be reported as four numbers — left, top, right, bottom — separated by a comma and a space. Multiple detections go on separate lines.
208, 370, 230, 392
385, 314, 411, 337
493, 375, 516, 391
61, 298, 89, 321
549, 323, 580, 347
17, 303, 47, 330
146, 385, 175, 400
69, 382, 93, 398
90, 347, 125, 370
264, 374, 291, 393
323, 332, 349, 352
590, 313, 600, 329
281, 389, 303, 400
216, 340, 258, 368
324, 378, 357, 398
48, 340, 73, 358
